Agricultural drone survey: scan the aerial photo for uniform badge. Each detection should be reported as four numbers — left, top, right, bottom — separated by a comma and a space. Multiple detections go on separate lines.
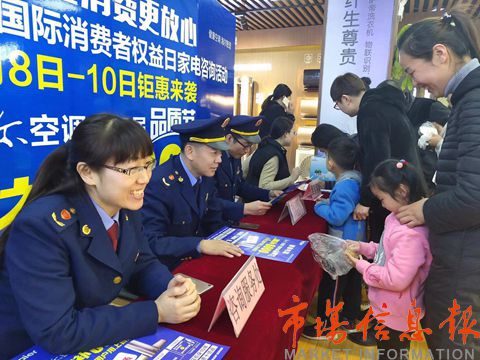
174, 171, 179, 175
60, 209, 71, 220
221, 117, 230, 128
70, 208, 76, 214
178, 176, 184, 183
162, 177, 171, 187
51, 212, 65, 227
168, 174, 175, 181
255, 119, 263, 127
82, 224, 91, 235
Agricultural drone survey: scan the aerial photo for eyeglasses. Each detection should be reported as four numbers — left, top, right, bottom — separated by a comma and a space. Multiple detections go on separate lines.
232, 134, 253, 149
333, 102, 340, 110
103, 160, 156, 176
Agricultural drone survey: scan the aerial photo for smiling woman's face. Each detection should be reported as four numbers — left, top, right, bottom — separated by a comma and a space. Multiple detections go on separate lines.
398, 46, 456, 98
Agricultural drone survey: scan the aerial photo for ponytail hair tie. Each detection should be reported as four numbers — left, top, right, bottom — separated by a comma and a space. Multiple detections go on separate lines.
396, 159, 408, 169
441, 12, 456, 27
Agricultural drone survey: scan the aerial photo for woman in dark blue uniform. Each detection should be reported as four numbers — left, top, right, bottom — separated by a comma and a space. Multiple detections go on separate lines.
0, 114, 200, 358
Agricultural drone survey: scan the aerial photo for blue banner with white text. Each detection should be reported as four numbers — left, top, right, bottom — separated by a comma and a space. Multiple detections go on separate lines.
0, 0, 235, 229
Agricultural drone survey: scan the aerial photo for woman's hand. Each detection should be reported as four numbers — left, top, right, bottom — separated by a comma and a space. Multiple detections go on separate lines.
269, 190, 283, 199
428, 134, 443, 148
396, 198, 427, 228
155, 275, 201, 324
353, 204, 370, 220
199, 239, 244, 258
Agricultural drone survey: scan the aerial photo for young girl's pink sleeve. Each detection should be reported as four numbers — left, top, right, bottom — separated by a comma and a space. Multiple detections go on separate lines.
358, 241, 378, 259
355, 228, 428, 291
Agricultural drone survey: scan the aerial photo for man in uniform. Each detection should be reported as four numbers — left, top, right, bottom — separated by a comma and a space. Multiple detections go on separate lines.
142, 114, 243, 270
215, 115, 281, 223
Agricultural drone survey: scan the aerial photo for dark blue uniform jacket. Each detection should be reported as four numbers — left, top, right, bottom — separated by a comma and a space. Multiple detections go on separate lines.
142, 155, 225, 269
214, 152, 270, 222
0, 192, 172, 358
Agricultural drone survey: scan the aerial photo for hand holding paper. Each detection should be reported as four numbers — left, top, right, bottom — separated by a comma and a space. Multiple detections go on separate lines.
244, 200, 272, 216
269, 190, 283, 199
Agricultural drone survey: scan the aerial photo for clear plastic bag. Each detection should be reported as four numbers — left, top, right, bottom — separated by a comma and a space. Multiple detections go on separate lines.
308, 233, 353, 280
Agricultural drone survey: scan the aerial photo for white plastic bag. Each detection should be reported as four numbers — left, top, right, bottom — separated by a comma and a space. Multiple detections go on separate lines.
417, 121, 439, 150
308, 233, 353, 280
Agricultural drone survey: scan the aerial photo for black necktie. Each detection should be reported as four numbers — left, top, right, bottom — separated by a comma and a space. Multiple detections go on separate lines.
193, 181, 201, 207
230, 157, 236, 177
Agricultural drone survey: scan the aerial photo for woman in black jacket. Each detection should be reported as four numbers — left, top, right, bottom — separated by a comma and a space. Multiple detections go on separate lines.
246, 116, 300, 190
330, 73, 421, 243
396, 9, 480, 359
259, 83, 295, 138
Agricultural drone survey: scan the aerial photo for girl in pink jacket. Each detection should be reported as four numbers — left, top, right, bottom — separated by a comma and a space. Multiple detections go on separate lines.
346, 159, 432, 359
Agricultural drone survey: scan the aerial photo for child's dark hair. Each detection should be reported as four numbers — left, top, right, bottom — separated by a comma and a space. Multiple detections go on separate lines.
361, 77, 371, 90
311, 124, 347, 150
330, 73, 366, 102
269, 116, 294, 139
370, 159, 427, 203
327, 137, 358, 171
397, 7, 480, 61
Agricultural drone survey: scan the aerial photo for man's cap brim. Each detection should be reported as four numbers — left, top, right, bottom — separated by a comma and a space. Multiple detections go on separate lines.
205, 141, 230, 151
240, 134, 262, 144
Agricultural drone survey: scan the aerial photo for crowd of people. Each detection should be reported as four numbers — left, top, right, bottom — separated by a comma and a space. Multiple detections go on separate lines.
0, 8, 479, 360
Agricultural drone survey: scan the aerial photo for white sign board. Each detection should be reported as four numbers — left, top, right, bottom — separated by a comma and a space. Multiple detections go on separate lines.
319, 0, 397, 134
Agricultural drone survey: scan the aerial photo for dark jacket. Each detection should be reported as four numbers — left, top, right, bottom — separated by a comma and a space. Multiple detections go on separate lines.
357, 84, 421, 207
0, 193, 171, 358
422, 66, 480, 354
215, 152, 270, 222
259, 101, 295, 138
246, 137, 291, 187
142, 155, 225, 270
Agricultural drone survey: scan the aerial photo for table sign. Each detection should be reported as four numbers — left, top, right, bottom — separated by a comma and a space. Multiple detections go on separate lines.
302, 180, 324, 201
278, 194, 307, 225
208, 256, 265, 337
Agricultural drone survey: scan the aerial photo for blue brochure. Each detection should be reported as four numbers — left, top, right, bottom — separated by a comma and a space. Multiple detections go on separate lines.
269, 180, 310, 205
209, 227, 307, 263
310, 155, 336, 181
14, 327, 229, 360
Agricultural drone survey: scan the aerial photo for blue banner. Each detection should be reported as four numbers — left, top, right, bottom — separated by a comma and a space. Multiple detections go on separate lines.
0, 0, 235, 229
209, 227, 308, 264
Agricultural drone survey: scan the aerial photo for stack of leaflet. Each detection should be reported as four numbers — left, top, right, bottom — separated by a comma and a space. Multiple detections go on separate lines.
209, 227, 307, 264
14, 327, 230, 360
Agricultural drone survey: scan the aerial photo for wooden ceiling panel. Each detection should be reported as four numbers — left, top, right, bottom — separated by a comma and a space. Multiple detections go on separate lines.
216, 0, 477, 31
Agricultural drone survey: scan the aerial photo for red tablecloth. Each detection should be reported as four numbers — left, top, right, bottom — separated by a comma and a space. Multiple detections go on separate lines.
168, 192, 326, 360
